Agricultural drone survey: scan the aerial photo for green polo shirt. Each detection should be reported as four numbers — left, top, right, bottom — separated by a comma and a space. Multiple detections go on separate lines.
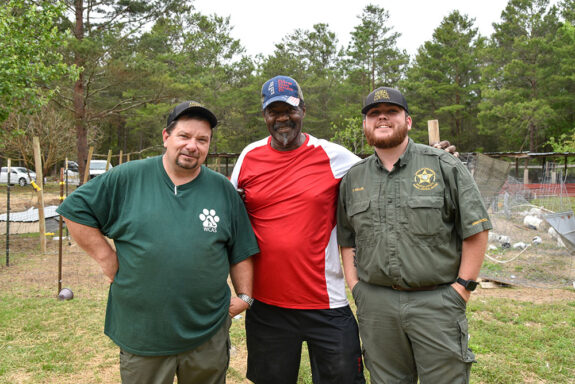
337, 139, 492, 289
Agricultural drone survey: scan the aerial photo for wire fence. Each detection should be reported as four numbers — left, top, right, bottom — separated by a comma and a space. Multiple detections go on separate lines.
2, 153, 575, 290
469, 154, 575, 289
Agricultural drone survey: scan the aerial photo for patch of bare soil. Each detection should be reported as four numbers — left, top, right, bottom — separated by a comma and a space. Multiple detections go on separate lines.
475, 285, 575, 304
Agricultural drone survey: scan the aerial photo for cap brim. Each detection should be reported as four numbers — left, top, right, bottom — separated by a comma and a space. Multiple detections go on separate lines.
361, 101, 408, 115
262, 96, 300, 110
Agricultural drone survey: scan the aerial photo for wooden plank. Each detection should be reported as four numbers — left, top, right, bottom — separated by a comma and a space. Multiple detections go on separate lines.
427, 119, 440, 145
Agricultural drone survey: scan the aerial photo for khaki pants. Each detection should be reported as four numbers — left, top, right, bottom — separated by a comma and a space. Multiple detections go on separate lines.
352, 282, 475, 384
119, 316, 231, 384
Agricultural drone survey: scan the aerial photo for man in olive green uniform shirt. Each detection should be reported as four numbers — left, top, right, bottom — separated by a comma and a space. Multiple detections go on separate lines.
337, 87, 491, 384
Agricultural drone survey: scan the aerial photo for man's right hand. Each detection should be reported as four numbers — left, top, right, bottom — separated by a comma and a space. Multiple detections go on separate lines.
98, 248, 118, 283
432, 140, 459, 158
237, 188, 246, 201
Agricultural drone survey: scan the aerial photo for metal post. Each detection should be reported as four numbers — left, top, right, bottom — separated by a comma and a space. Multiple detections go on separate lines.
58, 168, 64, 294
5, 159, 11, 267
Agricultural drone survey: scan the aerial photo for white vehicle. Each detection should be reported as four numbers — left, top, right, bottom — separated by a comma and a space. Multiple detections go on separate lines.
13, 167, 36, 180
0, 167, 33, 186
88, 160, 113, 178
64, 160, 112, 181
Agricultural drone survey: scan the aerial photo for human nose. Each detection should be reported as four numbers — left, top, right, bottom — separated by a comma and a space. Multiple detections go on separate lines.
275, 110, 291, 120
375, 111, 389, 119
184, 138, 199, 151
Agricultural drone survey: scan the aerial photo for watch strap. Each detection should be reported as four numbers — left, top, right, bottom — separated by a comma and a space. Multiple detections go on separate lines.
237, 293, 254, 308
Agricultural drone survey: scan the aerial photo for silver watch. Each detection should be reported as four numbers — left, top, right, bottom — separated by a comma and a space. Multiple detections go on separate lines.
237, 294, 254, 308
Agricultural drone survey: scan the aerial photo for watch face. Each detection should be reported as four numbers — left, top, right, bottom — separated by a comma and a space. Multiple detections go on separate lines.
457, 277, 478, 291
467, 280, 478, 291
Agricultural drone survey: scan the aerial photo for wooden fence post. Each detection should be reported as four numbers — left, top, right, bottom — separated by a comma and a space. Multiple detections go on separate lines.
32, 137, 46, 253
427, 120, 440, 145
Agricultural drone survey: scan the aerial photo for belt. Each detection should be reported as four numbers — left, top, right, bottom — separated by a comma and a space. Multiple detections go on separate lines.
390, 284, 439, 291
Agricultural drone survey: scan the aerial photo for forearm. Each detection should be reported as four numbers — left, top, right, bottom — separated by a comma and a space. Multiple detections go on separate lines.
340, 246, 359, 290
63, 217, 118, 283
452, 230, 489, 301
229, 257, 254, 317
459, 230, 489, 280
230, 257, 253, 296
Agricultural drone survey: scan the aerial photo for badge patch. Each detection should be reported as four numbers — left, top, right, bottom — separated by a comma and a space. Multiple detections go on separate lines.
413, 168, 438, 191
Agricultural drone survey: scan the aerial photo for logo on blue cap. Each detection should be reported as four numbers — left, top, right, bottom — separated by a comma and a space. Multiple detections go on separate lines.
261, 76, 304, 110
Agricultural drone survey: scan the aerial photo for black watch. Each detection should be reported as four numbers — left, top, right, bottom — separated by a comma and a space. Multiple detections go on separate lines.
456, 277, 478, 291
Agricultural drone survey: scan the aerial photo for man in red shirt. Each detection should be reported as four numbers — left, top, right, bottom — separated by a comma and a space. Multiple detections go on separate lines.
231, 76, 365, 383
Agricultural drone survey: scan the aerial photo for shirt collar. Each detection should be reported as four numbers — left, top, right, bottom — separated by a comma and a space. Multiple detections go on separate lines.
372, 138, 415, 170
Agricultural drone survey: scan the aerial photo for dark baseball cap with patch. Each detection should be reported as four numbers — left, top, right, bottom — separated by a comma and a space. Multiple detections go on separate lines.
167, 100, 218, 128
361, 87, 409, 115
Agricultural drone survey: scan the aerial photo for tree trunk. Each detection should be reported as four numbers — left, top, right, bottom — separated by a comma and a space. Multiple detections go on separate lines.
529, 120, 536, 152
73, 0, 87, 184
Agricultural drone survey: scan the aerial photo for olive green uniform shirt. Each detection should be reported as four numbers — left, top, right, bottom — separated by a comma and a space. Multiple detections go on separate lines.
337, 139, 492, 289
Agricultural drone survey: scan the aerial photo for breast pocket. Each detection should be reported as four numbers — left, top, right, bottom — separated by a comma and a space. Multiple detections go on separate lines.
347, 200, 373, 242
407, 196, 444, 236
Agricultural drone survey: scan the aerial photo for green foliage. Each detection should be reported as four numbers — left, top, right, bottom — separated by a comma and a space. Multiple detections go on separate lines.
346, 4, 409, 91
0, 0, 77, 122
3, 0, 575, 165
478, 0, 563, 152
331, 117, 370, 154
402, 11, 486, 152
548, 132, 575, 152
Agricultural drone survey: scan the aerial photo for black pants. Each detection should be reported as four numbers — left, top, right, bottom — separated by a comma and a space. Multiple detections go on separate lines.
245, 300, 365, 384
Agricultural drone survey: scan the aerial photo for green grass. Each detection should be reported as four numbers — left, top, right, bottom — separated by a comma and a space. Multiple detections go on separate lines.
469, 297, 575, 383
1, 288, 574, 383
1, 242, 574, 383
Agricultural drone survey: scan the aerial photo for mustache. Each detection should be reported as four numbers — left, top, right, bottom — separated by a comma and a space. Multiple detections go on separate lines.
273, 121, 296, 131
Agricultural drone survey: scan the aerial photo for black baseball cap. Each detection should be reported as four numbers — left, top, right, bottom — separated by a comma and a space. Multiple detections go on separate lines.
361, 87, 409, 115
167, 101, 218, 128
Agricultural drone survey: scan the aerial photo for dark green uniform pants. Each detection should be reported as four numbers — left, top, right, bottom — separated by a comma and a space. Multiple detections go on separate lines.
352, 282, 475, 384
119, 316, 231, 384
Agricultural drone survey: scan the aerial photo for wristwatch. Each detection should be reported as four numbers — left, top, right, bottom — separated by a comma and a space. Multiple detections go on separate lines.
456, 277, 478, 291
237, 294, 254, 308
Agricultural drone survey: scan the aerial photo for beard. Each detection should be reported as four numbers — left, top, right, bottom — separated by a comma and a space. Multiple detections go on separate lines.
272, 121, 299, 148
365, 122, 409, 149
176, 153, 201, 170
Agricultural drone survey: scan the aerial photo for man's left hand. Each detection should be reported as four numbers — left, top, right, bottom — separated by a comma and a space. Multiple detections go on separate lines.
451, 282, 471, 303
432, 140, 459, 158
229, 297, 250, 317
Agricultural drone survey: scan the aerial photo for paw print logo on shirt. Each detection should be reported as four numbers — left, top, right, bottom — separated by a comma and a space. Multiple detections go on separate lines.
199, 208, 220, 233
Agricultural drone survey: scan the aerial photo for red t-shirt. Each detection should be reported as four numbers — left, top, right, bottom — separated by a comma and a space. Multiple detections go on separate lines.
231, 134, 360, 309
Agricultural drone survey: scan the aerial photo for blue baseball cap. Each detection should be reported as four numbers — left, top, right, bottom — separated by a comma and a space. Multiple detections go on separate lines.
261, 75, 304, 110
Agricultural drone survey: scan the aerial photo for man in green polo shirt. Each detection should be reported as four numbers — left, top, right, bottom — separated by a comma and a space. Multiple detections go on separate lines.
57, 101, 260, 384
337, 87, 491, 384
